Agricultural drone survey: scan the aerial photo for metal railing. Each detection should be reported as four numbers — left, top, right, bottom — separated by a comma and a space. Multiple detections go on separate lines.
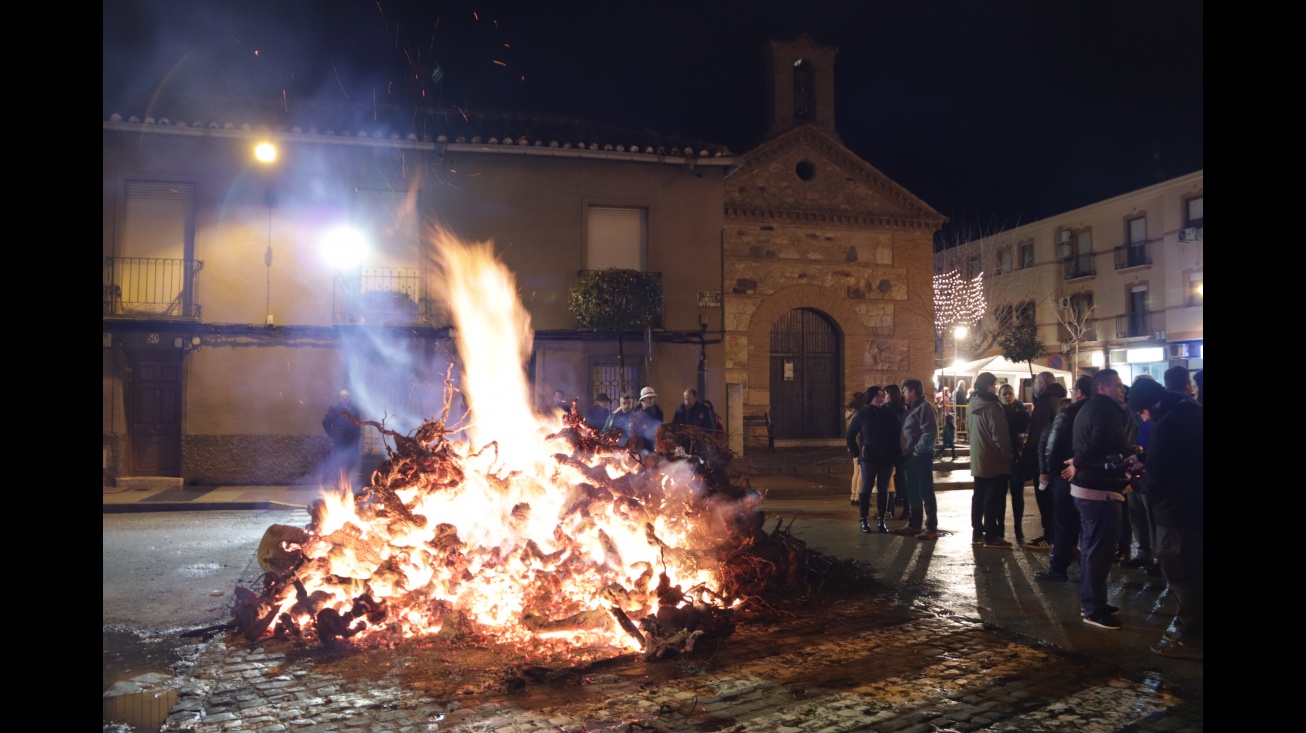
1063, 253, 1096, 280
103, 256, 203, 318
333, 267, 429, 324
1115, 312, 1152, 339
1113, 242, 1151, 269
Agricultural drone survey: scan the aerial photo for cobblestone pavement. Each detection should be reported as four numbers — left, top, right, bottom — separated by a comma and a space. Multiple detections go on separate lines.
158, 591, 1201, 732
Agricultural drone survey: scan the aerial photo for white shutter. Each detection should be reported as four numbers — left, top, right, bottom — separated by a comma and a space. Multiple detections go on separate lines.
586, 206, 645, 270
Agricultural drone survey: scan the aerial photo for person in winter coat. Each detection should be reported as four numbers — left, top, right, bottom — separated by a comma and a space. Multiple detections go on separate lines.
322, 388, 363, 493
882, 383, 908, 516
998, 383, 1031, 544
896, 378, 940, 539
846, 386, 901, 534
1034, 376, 1093, 579
1070, 369, 1136, 630
1023, 372, 1067, 550
1129, 377, 1203, 660
604, 392, 640, 449
967, 373, 1015, 547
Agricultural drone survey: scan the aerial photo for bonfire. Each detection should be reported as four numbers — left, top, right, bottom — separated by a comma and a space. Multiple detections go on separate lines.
232, 231, 872, 663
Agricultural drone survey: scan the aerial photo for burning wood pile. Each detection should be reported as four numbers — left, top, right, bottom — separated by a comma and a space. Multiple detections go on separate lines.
231, 232, 874, 665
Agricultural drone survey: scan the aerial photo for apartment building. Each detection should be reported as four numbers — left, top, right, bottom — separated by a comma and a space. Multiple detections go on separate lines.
935, 171, 1203, 386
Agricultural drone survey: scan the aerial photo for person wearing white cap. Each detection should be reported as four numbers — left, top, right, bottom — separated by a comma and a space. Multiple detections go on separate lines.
634, 386, 664, 451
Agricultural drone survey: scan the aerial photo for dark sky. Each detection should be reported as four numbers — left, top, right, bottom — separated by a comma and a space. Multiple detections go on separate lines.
103, 0, 1203, 246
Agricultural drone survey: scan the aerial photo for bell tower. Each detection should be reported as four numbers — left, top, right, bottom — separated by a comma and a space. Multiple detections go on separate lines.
763, 33, 840, 142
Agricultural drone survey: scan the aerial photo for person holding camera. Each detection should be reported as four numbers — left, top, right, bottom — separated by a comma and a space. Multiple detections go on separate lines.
1070, 369, 1137, 630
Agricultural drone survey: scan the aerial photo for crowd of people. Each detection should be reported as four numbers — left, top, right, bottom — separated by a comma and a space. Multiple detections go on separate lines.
563, 384, 725, 455
845, 366, 1203, 662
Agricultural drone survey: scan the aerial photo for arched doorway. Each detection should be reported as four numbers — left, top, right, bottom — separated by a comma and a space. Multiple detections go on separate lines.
769, 308, 841, 439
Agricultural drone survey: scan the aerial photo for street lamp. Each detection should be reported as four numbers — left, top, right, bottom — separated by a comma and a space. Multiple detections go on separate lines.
255, 142, 278, 325
953, 324, 968, 367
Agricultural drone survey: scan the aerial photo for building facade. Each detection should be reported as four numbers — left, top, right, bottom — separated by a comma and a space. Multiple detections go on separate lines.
103, 35, 944, 484
934, 171, 1204, 388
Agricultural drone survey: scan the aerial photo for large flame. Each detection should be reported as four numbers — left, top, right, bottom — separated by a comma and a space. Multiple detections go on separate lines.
251, 230, 758, 656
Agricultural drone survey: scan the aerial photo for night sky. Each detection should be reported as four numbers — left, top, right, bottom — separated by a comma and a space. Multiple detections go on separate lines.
103, 0, 1203, 246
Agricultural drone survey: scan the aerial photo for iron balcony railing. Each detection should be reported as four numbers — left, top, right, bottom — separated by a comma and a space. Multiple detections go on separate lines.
1115, 312, 1152, 339
103, 256, 203, 318
1113, 242, 1152, 270
1062, 253, 1096, 281
333, 267, 430, 324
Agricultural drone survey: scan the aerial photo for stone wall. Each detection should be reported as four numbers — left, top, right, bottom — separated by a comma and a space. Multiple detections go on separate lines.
182, 435, 333, 485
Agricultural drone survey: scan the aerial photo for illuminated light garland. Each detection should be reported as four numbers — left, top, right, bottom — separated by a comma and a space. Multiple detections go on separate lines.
932, 269, 986, 333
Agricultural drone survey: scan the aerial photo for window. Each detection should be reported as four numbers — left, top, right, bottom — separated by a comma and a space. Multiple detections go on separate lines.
1019, 242, 1034, 269
589, 357, 644, 405
586, 206, 646, 270
967, 255, 981, 280
996, 247, 1011, 275
1186, 196, 1204, 229
1188, 271, 1203, 306
995, 300, 1036, 329
1077, 230, 1093, 253
1127, 216, 1147, 245
793, 59, 815, 120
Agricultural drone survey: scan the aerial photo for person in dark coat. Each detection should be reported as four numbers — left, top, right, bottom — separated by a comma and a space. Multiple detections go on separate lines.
1069, 369, 1134, 630
584, 393, 612, 430
846, 386, 900, 533
1130, 378, 1203, 660
604, 392, 640, 448
998, 383, 1031, 543
1034, 376, 1093, 580
322, 388, 363, 493
1023, 372, 1067, 550
672, 388, 716, 430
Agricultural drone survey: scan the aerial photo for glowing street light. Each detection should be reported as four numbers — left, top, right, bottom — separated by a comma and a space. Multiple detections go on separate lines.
254, 141, 277, 163
319, 226, 369, 270
952, 324, 968, 369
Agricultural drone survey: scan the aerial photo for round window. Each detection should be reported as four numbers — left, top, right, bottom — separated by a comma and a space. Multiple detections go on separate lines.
795, 160, 816, 181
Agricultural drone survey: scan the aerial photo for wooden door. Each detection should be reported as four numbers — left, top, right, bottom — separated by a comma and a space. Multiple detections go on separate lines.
768, 308, 841, 439
130, 358, 182, 476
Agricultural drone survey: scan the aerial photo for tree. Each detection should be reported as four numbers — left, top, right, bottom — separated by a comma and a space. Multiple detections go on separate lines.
997, 321, 1049, 377
568, 269, 663, 395
1049, 292, 1097, 375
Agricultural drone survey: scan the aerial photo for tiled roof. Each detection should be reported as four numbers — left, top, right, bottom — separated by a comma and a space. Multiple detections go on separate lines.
103, 96, 734, 158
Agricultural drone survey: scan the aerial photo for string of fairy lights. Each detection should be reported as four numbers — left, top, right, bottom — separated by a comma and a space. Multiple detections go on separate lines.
932, 269, 986, 335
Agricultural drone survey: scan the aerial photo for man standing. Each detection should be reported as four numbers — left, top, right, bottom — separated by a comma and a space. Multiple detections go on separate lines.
604, 392, 640, 448
672, 388, 716, 430
967, 372, 1015, 547
1035, 376, 1093, 582
322, 388, 362, 493
1130, 377, 1203, 660
634, 387, 665, 452
895, 378, 940, 540
1024, 372, 1067, 550
846, 386, 899, 534
1070, 369, 1135, 630
584, 393, 612, 430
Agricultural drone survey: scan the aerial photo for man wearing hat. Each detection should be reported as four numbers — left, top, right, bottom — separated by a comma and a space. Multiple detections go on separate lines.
634, 386, 664, 452
1128, 375, 1203, 660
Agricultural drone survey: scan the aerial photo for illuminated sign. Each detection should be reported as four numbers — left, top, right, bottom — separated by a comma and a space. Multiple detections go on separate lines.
1127, 347, 1164, 363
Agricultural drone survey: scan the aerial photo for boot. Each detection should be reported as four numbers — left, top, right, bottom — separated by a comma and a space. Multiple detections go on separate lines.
876, 516, 889, 533
860, 518, 872, 534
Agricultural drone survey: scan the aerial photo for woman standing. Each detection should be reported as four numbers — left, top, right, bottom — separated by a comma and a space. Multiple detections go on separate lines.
998, 383, 1031, 544
846, 391, 865, 505
882, 383, 908, 519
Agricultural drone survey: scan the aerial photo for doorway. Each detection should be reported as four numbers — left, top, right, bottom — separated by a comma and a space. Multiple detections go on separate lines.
129, 356, 182, 476
768, 308, 841, 439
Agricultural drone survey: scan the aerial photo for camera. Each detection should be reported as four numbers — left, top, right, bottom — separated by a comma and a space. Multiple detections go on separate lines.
1103, 447, 1142, 471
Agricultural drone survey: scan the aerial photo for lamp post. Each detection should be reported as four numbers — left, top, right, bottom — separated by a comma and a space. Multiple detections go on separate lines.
255, 142, 277, 326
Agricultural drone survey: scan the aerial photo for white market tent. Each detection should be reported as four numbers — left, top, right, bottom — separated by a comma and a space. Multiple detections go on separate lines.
934, 355, 1076, 404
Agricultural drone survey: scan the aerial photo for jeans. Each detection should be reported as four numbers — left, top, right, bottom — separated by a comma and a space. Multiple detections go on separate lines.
904, 453, 937, 531
973, 475, 1009, 541
1032, 466, 1055, 538
1049, 476, 1080, 573
1124, 490, 1154, 560
858, 459, 892, 520
1005, 462, 1026, 538
1073, 494, 1122, 617
1155, 524, 1203, 639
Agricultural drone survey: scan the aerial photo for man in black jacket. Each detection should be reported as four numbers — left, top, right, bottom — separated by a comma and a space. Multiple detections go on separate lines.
1034, 376, 1094, 582
1023, 372, 1067, 550
1129, 378, 1203, 660
1070, 369, 1135, 630
322, 388, 363, 493
846, 386, 899, 534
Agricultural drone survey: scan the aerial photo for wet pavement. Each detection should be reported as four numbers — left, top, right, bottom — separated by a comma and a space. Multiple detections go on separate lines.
104, 447, 1202, 732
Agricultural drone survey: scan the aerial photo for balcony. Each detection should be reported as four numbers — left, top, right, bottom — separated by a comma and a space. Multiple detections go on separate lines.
1115, 312, 1152, 339
333, 267, 430, 324
1113, 242, 1152, 270
103, 256, 203, 319
1062, 253, 1096, 281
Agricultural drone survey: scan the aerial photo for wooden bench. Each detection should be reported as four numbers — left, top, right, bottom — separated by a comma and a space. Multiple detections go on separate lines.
742, 411, 774, 449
